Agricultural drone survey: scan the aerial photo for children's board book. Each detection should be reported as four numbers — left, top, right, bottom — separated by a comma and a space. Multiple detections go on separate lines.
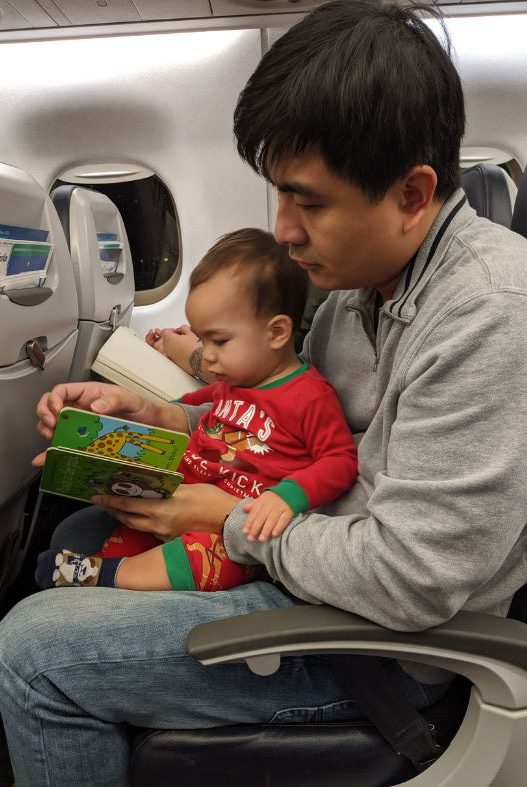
91, 325, 203, 403
39, 407, 189, 503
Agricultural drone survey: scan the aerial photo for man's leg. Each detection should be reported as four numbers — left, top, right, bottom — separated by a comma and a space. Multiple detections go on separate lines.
0, 584, 450, 787
0, 583, 304, 786
0, 718, 13, 787
49, 505, 119, 554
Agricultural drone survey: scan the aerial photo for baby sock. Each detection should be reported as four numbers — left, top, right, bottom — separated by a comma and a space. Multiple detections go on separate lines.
35, 549, 124, 589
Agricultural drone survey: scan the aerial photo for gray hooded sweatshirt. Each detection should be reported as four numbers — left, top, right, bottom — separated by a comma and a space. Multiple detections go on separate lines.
187, 189, 527, 640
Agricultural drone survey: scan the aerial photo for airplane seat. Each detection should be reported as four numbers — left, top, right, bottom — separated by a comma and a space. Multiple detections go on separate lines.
129, 584, 527, 787
510, 165, 527, 238
0, 163, 78, 599
459, 163, 515, 227
130, 675, 471, 786
51, 185, 135, 382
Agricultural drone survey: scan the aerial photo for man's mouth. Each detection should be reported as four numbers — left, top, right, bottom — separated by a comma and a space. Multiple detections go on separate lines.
290, 256, 321, 270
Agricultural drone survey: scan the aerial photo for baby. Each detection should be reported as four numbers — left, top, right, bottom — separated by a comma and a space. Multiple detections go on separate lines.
36, 228, 357, 593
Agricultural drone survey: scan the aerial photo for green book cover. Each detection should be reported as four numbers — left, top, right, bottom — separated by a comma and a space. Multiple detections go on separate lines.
40, 407, 189, 503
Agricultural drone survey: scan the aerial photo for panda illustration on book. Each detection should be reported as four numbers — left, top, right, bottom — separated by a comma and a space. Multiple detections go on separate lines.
106, 473, 166, 499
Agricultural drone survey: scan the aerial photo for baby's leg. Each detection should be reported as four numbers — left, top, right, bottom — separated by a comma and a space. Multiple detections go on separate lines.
36, 543, 171, 591
100, 531, 262, 592
168, 532, 262, 592
95, 524, 160, 558
36, 532, 261, 591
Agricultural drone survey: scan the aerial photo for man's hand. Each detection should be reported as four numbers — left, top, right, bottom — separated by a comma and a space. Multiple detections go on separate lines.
145, 325, 213, 383
91, 483, 238, 541
145, 327, 168, 355
33, 382, 173, 467
242, 491, 294, 542
146, 325, 199, 369
146, 326, 195, 359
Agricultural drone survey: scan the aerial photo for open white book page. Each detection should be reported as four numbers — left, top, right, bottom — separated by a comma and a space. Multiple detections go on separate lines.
92, 326, 203, 403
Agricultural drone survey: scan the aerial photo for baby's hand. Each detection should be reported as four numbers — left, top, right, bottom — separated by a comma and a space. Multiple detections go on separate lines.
242, 491, 294, 542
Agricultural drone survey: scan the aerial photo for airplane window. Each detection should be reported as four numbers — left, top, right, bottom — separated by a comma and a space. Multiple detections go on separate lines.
51, 175, 180, 298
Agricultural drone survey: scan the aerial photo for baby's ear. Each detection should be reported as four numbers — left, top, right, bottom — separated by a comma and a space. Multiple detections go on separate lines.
267, 314, 293, 349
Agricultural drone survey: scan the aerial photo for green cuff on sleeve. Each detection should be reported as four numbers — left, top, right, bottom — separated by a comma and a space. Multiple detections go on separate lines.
267, 478, 310, 515
162, 538, 197, 591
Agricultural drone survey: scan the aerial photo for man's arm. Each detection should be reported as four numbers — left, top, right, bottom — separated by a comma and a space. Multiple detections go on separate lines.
225, 292, 527, 631
34, 381, 189, 465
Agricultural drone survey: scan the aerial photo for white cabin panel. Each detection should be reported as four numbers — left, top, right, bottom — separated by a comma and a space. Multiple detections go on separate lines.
443, 14, 527, 169
47, 0, 141, 25
3, 0, 57, 27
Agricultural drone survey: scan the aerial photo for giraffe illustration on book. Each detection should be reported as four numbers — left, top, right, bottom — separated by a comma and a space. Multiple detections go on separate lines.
80, 425, 173, 463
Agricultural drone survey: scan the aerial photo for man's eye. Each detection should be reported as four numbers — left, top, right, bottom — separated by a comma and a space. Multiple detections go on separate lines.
295, 202, 318, 211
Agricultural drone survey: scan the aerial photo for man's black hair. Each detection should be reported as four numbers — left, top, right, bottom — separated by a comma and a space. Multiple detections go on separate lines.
234, 0, 465, 202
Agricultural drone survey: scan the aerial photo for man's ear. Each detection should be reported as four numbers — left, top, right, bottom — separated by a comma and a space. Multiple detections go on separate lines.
400, 165, 438, 234
267, 314, 293, 349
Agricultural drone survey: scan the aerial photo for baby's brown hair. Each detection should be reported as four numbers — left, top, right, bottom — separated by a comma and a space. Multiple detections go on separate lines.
189, 228, 308, 332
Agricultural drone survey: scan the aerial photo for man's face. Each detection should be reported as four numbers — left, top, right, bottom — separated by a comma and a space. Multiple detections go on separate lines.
270, 150, 412, 297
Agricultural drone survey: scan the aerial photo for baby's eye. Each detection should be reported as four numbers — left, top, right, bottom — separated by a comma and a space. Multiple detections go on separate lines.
213, 339, 228, 347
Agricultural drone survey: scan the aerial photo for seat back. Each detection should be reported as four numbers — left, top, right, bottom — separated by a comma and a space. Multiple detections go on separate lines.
510, 166, 527, 239
51, 185, 135, 381
460, 163, 515, 228
0, 162, 79, 596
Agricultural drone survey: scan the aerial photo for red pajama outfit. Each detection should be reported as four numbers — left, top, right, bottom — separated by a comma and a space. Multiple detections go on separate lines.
100, 362, 357, 591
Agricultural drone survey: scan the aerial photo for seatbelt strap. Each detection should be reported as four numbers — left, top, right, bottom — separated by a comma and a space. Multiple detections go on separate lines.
329, 654, 443, 773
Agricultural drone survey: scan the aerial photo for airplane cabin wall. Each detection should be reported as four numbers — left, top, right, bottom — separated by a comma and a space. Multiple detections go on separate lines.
0, 27, 268, 335
0, 11, 525, 336
432, 13, 527, 171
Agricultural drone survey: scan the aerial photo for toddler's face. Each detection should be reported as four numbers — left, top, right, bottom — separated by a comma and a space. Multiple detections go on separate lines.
186, 270, 277, 388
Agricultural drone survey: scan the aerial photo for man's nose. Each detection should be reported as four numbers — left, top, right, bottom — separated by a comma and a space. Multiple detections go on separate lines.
274, 199, 308, 247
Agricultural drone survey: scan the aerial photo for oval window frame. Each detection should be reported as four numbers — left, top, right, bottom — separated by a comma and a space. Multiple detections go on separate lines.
51, 162, 182, 305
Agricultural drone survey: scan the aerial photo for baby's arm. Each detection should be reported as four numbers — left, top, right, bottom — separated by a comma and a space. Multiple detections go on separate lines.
242, 491, 294, 542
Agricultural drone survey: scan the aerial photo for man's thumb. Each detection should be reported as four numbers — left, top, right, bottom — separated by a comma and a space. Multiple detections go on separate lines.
90, 397, 111, 413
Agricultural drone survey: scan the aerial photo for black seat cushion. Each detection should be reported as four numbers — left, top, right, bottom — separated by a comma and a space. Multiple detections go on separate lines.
130, 676, 470, 787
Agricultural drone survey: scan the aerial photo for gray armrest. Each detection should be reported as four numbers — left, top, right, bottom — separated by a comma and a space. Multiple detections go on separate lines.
187, 604, 527, 707
187, 604, 527, 669
187, 605, 527, 702
187, 605, 527, 787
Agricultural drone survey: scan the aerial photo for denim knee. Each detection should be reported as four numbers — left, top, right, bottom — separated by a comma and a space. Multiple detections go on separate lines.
0, 599, 42, 702
50, 506, 117, 553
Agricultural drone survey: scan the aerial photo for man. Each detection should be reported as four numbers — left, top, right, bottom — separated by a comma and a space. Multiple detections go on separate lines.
1, 2, 526, 784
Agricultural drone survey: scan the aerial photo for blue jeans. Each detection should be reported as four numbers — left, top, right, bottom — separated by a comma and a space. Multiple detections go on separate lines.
0, 507, 451, 787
